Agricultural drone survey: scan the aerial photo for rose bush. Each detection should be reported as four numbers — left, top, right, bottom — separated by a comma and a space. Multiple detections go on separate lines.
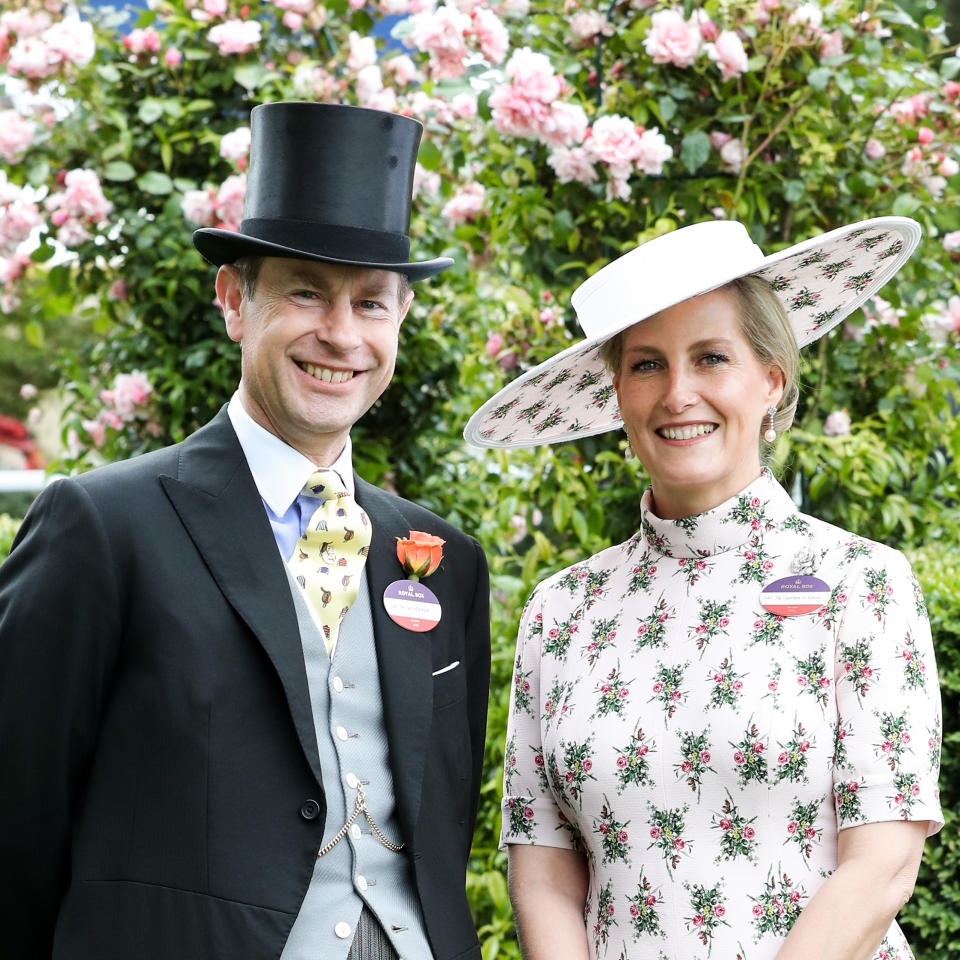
2, 0, 959, 953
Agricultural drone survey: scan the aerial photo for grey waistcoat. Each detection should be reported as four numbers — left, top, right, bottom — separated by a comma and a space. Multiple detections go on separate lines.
280, 568, 433, 960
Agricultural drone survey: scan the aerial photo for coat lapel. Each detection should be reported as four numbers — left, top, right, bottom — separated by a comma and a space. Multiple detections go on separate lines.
158, 409, 324, 787
356, 478, 434, 845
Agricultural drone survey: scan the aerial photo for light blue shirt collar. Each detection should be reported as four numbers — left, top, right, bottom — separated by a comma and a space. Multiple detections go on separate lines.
227, 393, 355, 560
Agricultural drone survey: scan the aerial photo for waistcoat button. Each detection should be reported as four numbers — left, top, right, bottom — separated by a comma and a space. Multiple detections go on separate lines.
334, 922, 352, 939
336, 725, 349, 741
299, 799, 321, 821
345, 772, 359, 789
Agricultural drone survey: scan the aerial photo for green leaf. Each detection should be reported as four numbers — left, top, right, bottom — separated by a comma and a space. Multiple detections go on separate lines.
30, 242, 56, 264
233, 64, 273, 91
783, 179, 805, 203
136, 171, 174, 195
418, 139, 443, 171
835, 71, 854, 95
138, 99, 164, 125
658, 95, 677, 124
892, 193, 922, 217
104, 161, 137, 182
26, 160, 50, 187
807, 67, 832, 90
24, 321, 45, 348
942, 57, 960, 80
679, 131, 711, 174
97, 64, 121, 84
808, 471, 829, 500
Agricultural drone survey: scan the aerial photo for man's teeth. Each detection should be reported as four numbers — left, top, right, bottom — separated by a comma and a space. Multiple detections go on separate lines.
301, 362, 354, 383
659, 424, 717, 440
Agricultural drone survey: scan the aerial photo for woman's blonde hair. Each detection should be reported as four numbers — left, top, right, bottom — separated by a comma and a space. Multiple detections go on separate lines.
600, 275, 799, 440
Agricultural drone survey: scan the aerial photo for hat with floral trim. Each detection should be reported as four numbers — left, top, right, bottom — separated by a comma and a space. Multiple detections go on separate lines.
463, 216, 920, 448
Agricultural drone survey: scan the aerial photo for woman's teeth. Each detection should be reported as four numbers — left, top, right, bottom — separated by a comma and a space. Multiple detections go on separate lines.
658, 424, 717, 440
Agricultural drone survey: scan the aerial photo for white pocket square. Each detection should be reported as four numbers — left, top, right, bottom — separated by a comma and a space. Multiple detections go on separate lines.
432, 660, 460, 677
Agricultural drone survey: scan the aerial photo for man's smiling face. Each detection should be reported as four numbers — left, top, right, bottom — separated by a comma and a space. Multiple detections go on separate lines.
219, 256, 412, 463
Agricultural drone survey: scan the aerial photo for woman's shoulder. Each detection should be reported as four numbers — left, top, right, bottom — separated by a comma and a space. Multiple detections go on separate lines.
532, 537, 636, 601
796, 510, 915, 578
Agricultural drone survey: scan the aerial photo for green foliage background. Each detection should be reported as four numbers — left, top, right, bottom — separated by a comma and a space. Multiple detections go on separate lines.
1, 0, 959, 955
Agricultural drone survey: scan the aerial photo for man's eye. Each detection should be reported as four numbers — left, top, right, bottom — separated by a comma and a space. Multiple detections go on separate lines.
293, 289, 320, 299
358, 300, 384, 310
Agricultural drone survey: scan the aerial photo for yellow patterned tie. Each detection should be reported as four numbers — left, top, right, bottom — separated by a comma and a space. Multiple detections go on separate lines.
288, 469, 372, 657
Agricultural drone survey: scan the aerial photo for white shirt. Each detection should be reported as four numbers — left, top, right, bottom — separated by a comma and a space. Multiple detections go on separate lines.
227, 392, 355, 562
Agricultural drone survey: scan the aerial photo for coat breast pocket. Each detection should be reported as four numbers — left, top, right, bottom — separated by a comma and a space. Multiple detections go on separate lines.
432, 660, 467, 710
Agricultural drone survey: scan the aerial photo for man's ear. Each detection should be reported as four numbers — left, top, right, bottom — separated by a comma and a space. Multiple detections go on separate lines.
398, 289, 414, 327
216, 265, 244, 342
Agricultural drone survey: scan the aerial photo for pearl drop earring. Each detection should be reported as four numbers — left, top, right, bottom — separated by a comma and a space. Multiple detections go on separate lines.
764, 406, 777, 443
624, 430, 636, 460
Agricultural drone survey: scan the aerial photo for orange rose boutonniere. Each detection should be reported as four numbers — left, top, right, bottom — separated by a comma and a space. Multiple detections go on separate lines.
396, 530, 445, 581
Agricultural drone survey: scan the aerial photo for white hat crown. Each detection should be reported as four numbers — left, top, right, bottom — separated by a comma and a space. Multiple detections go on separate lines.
573, 221, 765, 338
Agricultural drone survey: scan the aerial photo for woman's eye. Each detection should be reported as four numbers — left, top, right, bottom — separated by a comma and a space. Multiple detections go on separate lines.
630, 359, 659, 372
701, 352, 730, 366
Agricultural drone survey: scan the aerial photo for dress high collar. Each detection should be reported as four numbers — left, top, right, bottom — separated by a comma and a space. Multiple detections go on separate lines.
637, 470, 800, 558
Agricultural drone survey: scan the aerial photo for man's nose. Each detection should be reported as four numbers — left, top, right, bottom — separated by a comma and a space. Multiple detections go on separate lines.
315, 298, 362, 352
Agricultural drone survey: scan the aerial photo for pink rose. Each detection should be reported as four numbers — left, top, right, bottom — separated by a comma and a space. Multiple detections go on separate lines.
901, 733, 911, 745
681, 760, 692, 773
645, 894, 657, 906
701, 751, 711, 763
692, 914, 704, 927
534, 753, 544, 766
743, 826, 755, 839
671, 690, 682, 701
819, 29, 843, 61
848, 781, 859, 792
733, 750, 746, 765
800, 740, 810, 753
643, 7, 702, 68
523, 805, 534, 819
618, 829, 628, 842
804, 827, 816, 839
819, 677, 830, 689
637, 744, 649, 756
441, 182, 486, 225
673, 838, 685, 850
752, 741, 764, 754
616, 755, 628, 769
629, 903, 640, 916
752, 903, 764, 917
637, 623, 649, 636
768, 681, 778, 692
865, 138, 886, 160
778, 751, 789, 764
652, 682, 664, 693
207, 19, 262, 56
787, 820, 798, 834
471, 7, 509, 64
797, 675, 808, 687
733, 680, 743, 691
649, 826, 661, 839
407, 6, 471, 79
706, 29, 748, 80
599, 821, 610, 834
618, 687, 629, 699
719, 617, 730, 628
715, 903, 726, 917
790, 890, 801, 903
582, 759, 593, 772
911, 783, 920, 795
565, 770, 575, 783
719, 817, 732, 830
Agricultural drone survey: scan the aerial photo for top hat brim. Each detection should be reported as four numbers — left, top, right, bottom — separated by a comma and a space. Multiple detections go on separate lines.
464, 216, 920, 449
193, 227, 453, 282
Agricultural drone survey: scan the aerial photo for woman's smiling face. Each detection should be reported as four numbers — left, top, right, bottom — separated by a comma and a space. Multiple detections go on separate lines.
612, 287, 785, 520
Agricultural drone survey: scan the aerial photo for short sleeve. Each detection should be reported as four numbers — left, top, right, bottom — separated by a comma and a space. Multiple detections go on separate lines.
500, 584, 576, 851
831, 546, 943, 836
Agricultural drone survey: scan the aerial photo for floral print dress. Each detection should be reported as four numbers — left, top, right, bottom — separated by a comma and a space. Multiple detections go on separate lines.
501, 472, 942, 960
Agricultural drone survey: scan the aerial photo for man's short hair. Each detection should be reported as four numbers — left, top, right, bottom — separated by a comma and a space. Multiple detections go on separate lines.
233, 256, 411, 313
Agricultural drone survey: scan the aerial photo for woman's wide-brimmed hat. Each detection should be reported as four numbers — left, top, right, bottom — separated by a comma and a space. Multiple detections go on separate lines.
464, 217, 920, 448
193, 102, 453, 281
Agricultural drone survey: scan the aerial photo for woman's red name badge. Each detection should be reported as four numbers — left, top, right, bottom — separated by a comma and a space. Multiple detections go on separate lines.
760, 575, 830, 616
383, 580, 442, 632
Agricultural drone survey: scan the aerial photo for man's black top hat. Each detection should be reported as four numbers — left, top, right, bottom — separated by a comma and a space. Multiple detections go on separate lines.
193, 102, 452, 281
